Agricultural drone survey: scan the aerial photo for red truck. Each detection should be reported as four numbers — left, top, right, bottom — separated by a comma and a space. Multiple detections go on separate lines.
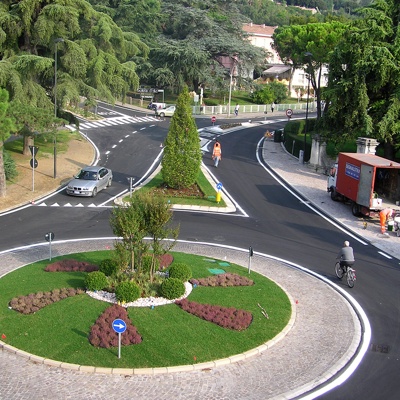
327, 153, 400, 216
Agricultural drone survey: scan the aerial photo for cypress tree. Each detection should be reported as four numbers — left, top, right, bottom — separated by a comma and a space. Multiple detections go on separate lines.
161, 86, 202, 189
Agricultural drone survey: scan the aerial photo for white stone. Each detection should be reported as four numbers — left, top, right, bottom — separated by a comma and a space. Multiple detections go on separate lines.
86, 282, 192, 308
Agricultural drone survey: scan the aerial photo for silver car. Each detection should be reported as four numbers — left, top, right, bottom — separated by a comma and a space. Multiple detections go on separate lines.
66, 166, 112, 197
155, 105, 176, 118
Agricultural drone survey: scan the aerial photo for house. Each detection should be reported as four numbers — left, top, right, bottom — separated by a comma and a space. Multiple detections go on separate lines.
242, 23, 328, 98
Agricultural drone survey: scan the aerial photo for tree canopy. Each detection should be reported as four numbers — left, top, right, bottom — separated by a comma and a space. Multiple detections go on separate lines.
273, 21, 347, 119
323, 0, 400, 158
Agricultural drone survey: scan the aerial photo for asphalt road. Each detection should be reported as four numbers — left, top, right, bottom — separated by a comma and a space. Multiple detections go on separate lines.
1, 104, 400, 399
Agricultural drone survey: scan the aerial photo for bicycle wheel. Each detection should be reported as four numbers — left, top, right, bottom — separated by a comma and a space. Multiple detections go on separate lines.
335, 262, 344, 279
347, 270, 355, 288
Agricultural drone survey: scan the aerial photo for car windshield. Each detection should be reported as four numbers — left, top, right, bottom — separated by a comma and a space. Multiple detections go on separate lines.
76, 170, 98, 180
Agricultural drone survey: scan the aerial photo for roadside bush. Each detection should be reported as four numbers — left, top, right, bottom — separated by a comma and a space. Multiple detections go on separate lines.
168, 263, 192, 282
115, 281, 141, 303
160, 278, 185, 300
85, 271, 108, 291
99, 259, 118, 276
4, 150, 18, 181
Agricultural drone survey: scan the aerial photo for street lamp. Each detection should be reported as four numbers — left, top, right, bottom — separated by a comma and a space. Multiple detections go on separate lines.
227, 56, 238, 118
303, 52, 313, 164
54, 37, 64, 178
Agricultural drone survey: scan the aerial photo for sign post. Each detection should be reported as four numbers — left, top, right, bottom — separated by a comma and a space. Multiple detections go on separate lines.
29, 146, 39, 192
112, 319, 127, 359
127, 177, 135, 197
248, 246, 253, 274
285, 109, 293, 120
211, 116, 216, 126
216, 182, 223, 204
45, 232, 55, 260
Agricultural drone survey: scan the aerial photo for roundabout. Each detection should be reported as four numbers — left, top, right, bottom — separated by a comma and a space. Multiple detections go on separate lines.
0, 239, 366, 399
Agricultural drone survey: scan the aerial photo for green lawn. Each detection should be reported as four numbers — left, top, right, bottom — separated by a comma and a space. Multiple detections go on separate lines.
124, 170, 227, 208
0, 251, 291, 368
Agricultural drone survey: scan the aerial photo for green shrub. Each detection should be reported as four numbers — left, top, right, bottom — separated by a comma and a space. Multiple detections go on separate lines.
4, 150, 18, 181
160, 278, 185, 300
85, 271, 108, 291
285, 120, 305, 135
115, 281, 141, 303
99, 259, 118, 276
140, 255, 159, 273
168, 263, 192, 282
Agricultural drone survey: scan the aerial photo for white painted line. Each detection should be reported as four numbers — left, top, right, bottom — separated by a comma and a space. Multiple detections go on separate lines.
256, 137, 368, 246
112, 145, 117, 148
105, 151, 110, 155
378, 251, 392, 259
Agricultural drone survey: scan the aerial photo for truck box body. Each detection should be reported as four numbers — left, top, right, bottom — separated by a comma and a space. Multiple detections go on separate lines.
332, 153, 400, 214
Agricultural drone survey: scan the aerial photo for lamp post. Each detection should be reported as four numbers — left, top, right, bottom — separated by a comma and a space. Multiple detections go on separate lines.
303, 52, 313, 164
54, 37, 64, 178
227, 56, 238, 118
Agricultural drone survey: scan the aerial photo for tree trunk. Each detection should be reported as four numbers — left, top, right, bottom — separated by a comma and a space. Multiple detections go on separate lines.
23, 135, 34, 156
0, 142, 6, 198
383, 141, 395, 160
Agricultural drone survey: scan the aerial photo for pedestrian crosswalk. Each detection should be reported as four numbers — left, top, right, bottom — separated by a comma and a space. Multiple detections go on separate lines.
78, 115, 159, 130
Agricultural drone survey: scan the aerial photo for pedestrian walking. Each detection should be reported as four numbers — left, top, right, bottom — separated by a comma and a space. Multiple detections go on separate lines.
271, 102, 275, 113
212, 141, 222, 167
380, 208, 394, 234
234, 104, 239, 116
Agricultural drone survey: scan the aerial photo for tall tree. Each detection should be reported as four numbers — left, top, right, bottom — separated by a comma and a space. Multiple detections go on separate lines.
147, 0, 266, 92
161, 86, 202, 189
273, 21, 347, 119
0, 0, 148, 114
0, 89, 17, 197
323, 0, 400, 159
139, 191, 179, 283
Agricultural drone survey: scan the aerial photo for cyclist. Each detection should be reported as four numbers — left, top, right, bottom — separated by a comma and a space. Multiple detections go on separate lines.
337, 241, 355, 274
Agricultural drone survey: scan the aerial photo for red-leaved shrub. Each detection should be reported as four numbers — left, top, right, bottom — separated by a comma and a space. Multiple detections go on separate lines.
158, 253, 174, 270
45, 259, 99, 272
175, 299, 253, 331
189, 273, 253, 287
89, 304, 142, 348
9, 288, 85, 314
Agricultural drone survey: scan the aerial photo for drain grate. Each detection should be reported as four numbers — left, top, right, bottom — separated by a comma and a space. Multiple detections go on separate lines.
370, 343, 390, 353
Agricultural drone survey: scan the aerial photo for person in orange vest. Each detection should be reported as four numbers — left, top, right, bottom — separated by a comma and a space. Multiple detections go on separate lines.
212, 140, 222, 167
379, 208, 394, 234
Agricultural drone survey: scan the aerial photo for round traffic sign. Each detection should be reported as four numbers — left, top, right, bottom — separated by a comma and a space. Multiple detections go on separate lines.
45, 232, 55, 242
112, 319, 127, 334
216, 182, 223, 190
30, 158, 38, 169
286, 109, 293, 118
211, 116, 216, 123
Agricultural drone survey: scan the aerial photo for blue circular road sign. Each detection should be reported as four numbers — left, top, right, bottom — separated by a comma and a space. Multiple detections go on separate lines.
216, 182, 223, 190
112, 319, 127, 334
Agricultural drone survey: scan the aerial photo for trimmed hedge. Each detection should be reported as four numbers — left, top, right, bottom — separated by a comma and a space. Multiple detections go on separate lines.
168, 263, 192, 282
85, 271, 108, 291
160, 278, 185, 300
115, 281, 141, 303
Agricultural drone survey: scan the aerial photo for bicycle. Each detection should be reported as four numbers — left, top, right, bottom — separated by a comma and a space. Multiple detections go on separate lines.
335, 261, 356, 288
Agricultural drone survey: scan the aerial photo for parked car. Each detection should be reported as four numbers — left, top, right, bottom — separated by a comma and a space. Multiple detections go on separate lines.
155, 105, 176, 118
66, 166, 112, 197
